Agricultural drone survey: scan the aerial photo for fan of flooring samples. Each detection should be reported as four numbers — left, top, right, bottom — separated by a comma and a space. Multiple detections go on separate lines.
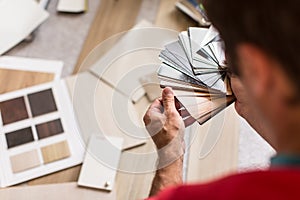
157, 26, 235, 124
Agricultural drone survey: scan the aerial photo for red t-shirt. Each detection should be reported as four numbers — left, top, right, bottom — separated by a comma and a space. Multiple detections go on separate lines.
147, 169, 300, 200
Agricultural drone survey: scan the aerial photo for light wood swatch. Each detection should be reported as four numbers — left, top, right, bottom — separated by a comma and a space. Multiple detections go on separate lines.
41, 141, 71, 164
10, 149, 40, 173
0, 69, 54, 94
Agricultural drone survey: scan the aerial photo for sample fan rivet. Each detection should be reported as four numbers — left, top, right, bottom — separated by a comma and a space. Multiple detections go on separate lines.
104, 181, 110, 188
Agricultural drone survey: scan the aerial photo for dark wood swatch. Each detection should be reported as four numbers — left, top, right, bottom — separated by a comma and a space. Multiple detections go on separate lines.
28, 89, 57, 117
0, 97, 29, 125
36, 119, 64, 139
6, 127, 34, 148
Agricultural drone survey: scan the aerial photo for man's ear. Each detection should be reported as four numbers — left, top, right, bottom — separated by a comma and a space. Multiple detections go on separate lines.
236, 44, 273, 98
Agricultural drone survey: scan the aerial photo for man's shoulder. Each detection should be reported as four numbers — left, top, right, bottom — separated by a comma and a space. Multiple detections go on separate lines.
148, 168, 300, 200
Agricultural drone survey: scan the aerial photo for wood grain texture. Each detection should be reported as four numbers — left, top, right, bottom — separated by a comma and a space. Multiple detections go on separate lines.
64, 72, 148, 150
28, 89, 57, 117
0, 182, 116, 199
10, 149, 40, 173
66, 73, 156, 199
155, 0, 198, 31
0, 69, 54, 94
36, 119, 64, 139
41, 141, 70, 164
74, 0, 143, 73
28, 165, 82, 185
187, 104, 239, 183
0, 97, 28, 125
6, 127, 34, 149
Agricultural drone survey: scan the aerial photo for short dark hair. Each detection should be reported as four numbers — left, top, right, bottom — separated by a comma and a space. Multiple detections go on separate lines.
204, 0, 300, 94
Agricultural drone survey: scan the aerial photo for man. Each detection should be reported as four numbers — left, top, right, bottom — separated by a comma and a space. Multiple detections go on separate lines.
143, 0, 300, 199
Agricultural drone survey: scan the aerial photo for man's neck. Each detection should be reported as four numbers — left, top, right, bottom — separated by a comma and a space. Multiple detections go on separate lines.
274, 106, 300, 155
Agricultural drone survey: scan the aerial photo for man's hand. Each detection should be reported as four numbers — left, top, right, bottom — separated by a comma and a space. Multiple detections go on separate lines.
231, 76, 275, 148
143, 87, 186, 196
143, 87, 185, 149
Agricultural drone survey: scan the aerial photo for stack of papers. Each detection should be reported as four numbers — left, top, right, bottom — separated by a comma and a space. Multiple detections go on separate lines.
157, 26, 235, 124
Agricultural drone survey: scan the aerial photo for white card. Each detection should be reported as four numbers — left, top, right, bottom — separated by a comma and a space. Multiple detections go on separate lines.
57, 0, 87, 13
0, 0, 49, 55
78, 135, 123, 191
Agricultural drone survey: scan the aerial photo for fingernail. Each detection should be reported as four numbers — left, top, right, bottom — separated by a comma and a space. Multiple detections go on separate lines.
163, 87, 173, 96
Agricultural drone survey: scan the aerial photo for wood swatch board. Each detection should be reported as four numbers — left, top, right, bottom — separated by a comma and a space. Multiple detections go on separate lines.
0, 81, 85, 187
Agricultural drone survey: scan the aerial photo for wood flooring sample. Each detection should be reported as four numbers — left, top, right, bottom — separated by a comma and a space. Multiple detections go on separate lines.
41, 141, 70, 164
10, 149, 40, 173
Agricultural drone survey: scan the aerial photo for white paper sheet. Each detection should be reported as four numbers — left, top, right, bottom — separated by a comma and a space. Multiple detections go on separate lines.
0, 0, 49, 55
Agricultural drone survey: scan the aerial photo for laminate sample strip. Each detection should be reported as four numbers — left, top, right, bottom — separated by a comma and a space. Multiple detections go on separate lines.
28, 89, 57, 117
10, 149, 40, 173
0, 97, 28, 125
36, 119, 64, 139
41, 141, 70, 164
5, 127, 34, 148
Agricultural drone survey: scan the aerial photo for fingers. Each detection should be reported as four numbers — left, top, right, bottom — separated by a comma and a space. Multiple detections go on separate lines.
145, 87, 195, 128
161, 88, 195, 126
149, 98, 163, 112
162, 87, 177, 115
143, 98, 163, 126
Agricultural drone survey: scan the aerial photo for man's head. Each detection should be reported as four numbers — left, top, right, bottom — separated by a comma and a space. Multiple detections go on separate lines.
204, 0, 300, 89
204, 0, 300, 151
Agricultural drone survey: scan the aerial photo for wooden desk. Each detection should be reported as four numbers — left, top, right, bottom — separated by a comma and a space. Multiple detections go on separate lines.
0, 0, 239, 199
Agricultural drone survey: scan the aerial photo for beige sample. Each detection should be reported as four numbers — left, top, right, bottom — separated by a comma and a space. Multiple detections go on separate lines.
41, 141, 70, 164
10, 149, 40, 173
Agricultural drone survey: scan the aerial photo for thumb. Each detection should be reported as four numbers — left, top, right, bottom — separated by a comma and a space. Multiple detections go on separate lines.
162, 87, 176, 114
